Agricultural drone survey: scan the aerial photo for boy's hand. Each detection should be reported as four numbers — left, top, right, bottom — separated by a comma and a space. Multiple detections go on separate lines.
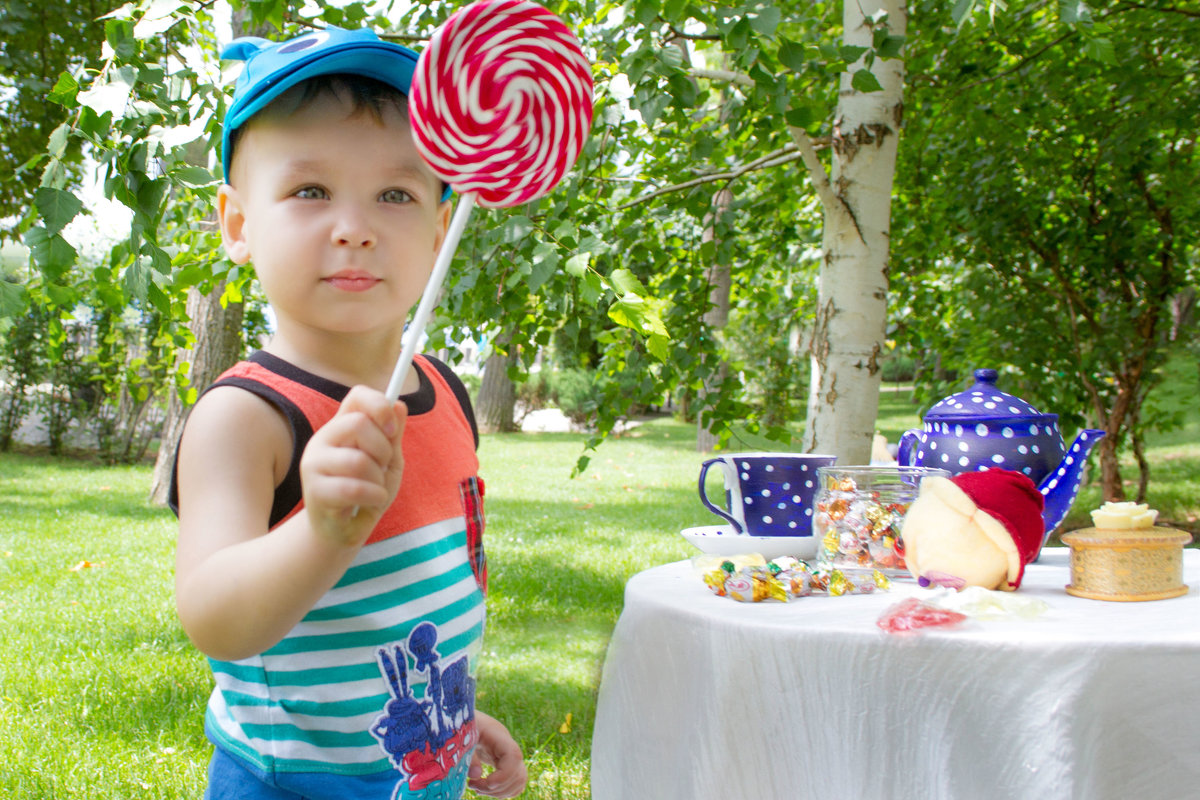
469, 711, 527, 798
300, 385, 407, 547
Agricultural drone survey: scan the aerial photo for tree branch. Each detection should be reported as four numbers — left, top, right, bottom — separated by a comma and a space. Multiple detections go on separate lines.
691, 68, 755, 88
788, 125, 841, 214
615, 145, 814, 210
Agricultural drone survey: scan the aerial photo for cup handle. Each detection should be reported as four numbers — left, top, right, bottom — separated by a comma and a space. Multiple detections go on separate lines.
698, 458, 744, 533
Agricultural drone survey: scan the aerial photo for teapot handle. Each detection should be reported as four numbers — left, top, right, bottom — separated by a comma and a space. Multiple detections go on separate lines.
897, 429, 922, 467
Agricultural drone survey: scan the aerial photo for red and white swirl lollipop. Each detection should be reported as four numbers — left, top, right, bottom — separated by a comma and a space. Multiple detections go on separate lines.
386, 0, 593, 401
410, 0, 594, 208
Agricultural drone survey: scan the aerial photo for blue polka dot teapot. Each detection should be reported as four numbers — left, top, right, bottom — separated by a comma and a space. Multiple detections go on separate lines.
897, 368, 1105, 541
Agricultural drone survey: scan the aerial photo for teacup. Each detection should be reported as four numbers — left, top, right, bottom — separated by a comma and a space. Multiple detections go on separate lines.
698, 452, 837, 537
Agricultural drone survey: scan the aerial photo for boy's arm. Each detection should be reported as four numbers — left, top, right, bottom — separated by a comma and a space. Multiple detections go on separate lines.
468, 711, 527, 798
174, 384, 406, 662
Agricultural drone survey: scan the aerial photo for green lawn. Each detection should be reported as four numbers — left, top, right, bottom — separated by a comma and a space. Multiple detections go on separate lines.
0, 357, 1196, 797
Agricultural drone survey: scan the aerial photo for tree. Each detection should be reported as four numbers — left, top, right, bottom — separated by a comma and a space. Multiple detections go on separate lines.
893, 0, 1200, 499
0, 1, 122, 237
20, 0, 1163, 486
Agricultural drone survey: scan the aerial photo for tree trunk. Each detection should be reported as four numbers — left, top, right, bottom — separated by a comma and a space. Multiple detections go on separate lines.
799, 0, 905, 465
149, 281, 245, 504
476, 344, 518, 433
697, 189, 733, 453
148, 6, 264, 505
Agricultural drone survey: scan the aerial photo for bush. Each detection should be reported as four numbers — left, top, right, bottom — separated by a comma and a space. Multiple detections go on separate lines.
547, 368, 595, 424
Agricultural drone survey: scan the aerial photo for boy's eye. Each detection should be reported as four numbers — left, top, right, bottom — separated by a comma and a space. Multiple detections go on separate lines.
380, 189, 412, 204
294, 186, 328, 200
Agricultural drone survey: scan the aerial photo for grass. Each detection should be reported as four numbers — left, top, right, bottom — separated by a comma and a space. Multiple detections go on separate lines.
0, 354, 1195, 797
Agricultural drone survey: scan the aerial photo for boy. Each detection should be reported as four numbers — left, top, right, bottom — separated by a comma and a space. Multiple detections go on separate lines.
170, 26, 526, 799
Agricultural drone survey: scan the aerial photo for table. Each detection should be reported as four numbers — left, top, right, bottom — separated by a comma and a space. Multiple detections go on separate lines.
591, 549, 1200, 800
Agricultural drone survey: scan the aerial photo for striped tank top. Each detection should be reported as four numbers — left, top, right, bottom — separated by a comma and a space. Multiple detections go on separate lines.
172, 351, 487, 798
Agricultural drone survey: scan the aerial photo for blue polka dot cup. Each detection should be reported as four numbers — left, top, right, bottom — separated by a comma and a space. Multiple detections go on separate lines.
698, 453, 837, 538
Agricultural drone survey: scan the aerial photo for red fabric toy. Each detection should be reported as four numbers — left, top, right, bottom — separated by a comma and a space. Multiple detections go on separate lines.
903, 469, 1045, 591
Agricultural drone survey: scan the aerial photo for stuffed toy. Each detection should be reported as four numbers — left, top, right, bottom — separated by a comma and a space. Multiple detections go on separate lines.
902, 469, 1045, 591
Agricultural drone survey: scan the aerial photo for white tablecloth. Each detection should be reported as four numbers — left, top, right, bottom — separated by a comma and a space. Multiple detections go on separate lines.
592, 549, 1200, 800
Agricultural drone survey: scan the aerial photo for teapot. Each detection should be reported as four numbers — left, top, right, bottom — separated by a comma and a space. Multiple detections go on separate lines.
897, 368, 1105, 541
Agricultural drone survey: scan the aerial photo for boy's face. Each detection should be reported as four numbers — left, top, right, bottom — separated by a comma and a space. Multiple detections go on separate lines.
217, 90, 450, 342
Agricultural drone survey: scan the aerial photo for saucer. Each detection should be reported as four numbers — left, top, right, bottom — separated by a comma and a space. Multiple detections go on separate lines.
681, 525, 817, 560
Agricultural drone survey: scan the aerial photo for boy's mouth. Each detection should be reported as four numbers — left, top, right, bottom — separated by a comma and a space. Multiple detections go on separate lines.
324, 270, 381, 292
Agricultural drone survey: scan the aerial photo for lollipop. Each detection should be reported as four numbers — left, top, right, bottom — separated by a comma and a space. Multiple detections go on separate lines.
385, 0, 594, 400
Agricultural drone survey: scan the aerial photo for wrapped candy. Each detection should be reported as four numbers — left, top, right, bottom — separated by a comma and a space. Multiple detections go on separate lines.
702, 558, 890, 603
816, 481, 911, 573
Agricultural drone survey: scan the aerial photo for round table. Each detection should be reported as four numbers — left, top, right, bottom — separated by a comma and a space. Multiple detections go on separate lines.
591, 549, 1200, 800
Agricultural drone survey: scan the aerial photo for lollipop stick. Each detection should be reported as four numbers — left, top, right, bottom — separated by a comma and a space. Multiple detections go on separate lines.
385, 194, 476, 402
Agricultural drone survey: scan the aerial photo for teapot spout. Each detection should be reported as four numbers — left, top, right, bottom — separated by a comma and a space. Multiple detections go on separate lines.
1038, 429, 1106, 540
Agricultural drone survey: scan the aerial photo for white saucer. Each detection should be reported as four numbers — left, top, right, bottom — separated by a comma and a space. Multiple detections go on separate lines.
681, 525, 818, 560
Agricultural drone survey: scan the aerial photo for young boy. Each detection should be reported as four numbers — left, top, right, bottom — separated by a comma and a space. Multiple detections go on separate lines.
170, 26, 526, 799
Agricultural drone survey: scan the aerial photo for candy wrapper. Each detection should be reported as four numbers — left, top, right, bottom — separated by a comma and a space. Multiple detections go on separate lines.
700, 556, 890, 603
876, 597, 968, 633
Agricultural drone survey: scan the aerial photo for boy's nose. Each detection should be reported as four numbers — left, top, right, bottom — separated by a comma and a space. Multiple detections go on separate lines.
331, 207, 376, 248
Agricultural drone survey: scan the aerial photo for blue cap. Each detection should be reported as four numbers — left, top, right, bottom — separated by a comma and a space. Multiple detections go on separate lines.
221, 26, 450, 200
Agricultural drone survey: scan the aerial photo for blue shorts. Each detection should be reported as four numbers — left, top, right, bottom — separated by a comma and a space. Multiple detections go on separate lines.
203, 748, 403, 800
203, 747, 473, 800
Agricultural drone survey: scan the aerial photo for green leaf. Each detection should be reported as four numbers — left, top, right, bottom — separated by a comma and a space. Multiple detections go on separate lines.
749, 6, 781, 36
646, 332, 670, 361
24, 227, 78, 280
1083, 37, 1116, 65
851, 69, 884, 93
34, 188, 84, 237
785, 104, 819, 129
47, 124, 71, 158
0, 281, 28, 318
565, 252, 590, 277
778, 38, 807, 72
581, 272, 604, 306
877, 35, 906, 59
501, 214, 534, 243
607, 297, 645, 331
635, 91, 670, 126
952, 0, 977, 27
610, 267, 647, 297
123, 259, 150, 302
48, 72, 80, 106
839, 45, 869, 64
528, 251, 559, 291
174, 166, 216, 187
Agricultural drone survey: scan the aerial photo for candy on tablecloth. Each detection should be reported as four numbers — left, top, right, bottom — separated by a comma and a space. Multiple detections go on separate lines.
876, 597, 968, 633
702, 557, 890, 603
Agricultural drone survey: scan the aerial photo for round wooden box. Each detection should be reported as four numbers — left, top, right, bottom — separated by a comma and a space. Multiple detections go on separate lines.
1060, 526, 1193, 601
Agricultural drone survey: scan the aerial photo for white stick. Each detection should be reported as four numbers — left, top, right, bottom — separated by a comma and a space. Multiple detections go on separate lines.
385, 194, 476, 402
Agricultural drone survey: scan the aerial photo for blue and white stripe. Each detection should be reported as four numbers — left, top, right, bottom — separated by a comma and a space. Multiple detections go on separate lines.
205, 516, 486, 775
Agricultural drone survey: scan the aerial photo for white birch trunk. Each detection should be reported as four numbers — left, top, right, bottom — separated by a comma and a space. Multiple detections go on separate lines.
799, 0, 906, 464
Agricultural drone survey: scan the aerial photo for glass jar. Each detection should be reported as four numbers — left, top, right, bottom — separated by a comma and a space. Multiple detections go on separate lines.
813, 466, 951, 576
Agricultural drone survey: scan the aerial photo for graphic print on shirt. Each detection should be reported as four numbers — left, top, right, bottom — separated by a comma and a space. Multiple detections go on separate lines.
372, 621, 478, 799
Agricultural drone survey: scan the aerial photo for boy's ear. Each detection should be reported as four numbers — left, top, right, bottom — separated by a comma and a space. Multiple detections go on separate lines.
217, 184, 252, 265
432, 198, 452, 256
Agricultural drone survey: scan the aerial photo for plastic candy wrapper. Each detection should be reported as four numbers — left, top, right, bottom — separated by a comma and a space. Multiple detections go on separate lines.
701, 556, 890, 603
816, 477, 910, 573
920, 585, 1049, 620
877, 597, 968, 633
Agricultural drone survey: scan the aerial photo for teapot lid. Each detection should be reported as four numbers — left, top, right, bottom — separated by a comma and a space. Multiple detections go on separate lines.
924, 369, 1054, 422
